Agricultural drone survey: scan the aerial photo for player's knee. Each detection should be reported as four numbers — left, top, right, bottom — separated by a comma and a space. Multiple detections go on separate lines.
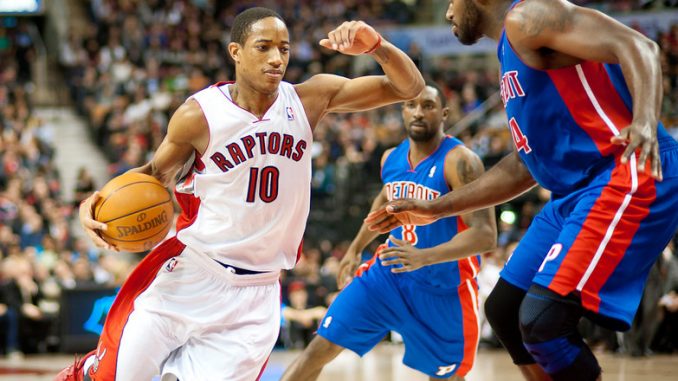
518, 286, 600, 381
518, 286, 580, 344
484, 278, 522, 334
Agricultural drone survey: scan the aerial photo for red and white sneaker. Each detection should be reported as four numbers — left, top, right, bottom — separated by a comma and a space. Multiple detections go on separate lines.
54, 350, 95, 381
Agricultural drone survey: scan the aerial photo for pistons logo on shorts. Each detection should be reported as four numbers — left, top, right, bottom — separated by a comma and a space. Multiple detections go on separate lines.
165, 258, 178, 272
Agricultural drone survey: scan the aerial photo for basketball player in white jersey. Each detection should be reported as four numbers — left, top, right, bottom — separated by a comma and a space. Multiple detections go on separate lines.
55, 7, 424, 381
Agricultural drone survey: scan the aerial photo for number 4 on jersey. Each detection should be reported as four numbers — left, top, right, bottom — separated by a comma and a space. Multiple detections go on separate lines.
509, 117, 532, 154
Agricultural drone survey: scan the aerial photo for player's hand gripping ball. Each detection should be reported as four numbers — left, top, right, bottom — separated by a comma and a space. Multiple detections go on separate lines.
93, 173, 174, 252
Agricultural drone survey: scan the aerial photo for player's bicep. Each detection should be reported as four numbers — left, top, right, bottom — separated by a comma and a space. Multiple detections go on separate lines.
302, 74, 411, 114
507, 0, 650, 64
147, 100, 208, 185
148, 137, 195, 184
446, 148, 496, 232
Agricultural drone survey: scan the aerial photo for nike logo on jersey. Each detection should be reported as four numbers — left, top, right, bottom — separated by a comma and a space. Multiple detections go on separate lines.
500, 70, 525, 107
385, 181, 441, 201
210, 132, 307, 173
428, 166, 436, 178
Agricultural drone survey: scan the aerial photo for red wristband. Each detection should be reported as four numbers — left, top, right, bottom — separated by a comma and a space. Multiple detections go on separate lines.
364, 34, 382, 55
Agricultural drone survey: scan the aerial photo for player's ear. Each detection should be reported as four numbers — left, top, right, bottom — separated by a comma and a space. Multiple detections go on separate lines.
442, 107, 450, 120
228, 42, 241, 64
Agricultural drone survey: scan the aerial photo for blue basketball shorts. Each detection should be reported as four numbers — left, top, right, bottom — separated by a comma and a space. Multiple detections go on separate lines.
317, 259, 479, 378
501, 141, 678, 329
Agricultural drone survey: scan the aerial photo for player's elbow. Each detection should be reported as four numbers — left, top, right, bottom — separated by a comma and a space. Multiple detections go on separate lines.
632, 35, 660, 62
405, 75, 425, 99
646, 39, 660, 60
388, 75, 425, 101
479, 226, 498, 251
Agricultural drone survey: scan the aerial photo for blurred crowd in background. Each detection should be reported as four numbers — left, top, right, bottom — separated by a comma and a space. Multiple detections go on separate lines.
1, 0, 678, 360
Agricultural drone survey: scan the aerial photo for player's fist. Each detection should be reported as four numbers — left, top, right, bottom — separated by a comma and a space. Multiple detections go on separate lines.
319, 21, 381, 56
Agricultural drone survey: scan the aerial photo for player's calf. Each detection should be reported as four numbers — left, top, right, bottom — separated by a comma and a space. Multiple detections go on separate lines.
485, 278, 536, 365
280, 335, 345, 381
518, 285, 601, 381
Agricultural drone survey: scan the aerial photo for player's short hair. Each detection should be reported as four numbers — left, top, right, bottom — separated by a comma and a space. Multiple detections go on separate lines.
230, 7, 285, 45
425, 82, 448, 109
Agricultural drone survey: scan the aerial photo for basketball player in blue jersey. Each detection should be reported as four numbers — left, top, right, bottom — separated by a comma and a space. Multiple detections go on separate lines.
366, 1, 678, 381
281, 85, 497, 381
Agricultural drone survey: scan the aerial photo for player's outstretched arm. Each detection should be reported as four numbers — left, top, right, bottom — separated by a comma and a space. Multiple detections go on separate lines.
506, 0, 663, 179
296, 21, 424, 125
366, 151, 536, 233
78, 100, 208, 250
378, 148, 497, 272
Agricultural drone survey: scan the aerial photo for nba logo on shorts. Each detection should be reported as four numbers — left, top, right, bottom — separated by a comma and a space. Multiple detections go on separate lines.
286, 106, 295, 121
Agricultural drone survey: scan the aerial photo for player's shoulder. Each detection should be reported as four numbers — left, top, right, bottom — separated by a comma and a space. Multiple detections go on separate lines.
172, 99, 207, 124
444, 143, 483, 174
167, 99, 208, 139
505, 0, 571, 41
381, 147, 397, 167
444, 143, 478, 164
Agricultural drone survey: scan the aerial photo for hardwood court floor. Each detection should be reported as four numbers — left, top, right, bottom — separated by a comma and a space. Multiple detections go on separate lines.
1, 345, 676, 380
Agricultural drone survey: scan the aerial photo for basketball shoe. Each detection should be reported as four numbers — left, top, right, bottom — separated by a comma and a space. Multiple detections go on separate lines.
54, 350, 95, 381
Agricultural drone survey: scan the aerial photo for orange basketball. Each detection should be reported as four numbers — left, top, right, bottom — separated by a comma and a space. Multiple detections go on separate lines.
93, 172, 174, 253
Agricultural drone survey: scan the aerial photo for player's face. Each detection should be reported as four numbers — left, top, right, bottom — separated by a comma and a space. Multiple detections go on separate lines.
231, 17, 290, 95
402, 87, 447, 142
446, 0, 483, 45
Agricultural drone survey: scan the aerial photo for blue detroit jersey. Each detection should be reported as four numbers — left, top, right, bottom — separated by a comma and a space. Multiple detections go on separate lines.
498, 0, 674, 195
381, 136, 480, 289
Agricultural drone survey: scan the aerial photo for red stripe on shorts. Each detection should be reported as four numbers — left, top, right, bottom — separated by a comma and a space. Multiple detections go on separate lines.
547, 159, 655, 312
456, 279, 480, 376
90, 238, 186, 380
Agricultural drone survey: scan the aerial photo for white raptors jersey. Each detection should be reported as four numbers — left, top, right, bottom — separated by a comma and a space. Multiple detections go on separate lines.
175, 81, 312, 271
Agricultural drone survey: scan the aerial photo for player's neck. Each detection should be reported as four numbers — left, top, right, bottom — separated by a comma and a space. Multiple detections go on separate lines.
484, 1, 512, 41
229, 82, 278, 119
409, 133, 444, 166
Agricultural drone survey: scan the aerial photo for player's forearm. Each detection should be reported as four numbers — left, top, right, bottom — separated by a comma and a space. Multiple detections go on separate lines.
370, 40, 424, 100
421, 227, 497, 266
349, 192, 389, 255
430, 152, 536, 217
348, 226, 381, 257
618, 37, 662, 125
128, 162, 174, 187
426, 230, 496, 264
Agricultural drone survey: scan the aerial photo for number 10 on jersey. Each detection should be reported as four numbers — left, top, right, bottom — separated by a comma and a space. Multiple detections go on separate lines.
246, 166, 279, 203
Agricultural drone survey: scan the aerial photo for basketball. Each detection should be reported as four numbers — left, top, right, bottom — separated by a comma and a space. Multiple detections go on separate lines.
93, 172, 174, 252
